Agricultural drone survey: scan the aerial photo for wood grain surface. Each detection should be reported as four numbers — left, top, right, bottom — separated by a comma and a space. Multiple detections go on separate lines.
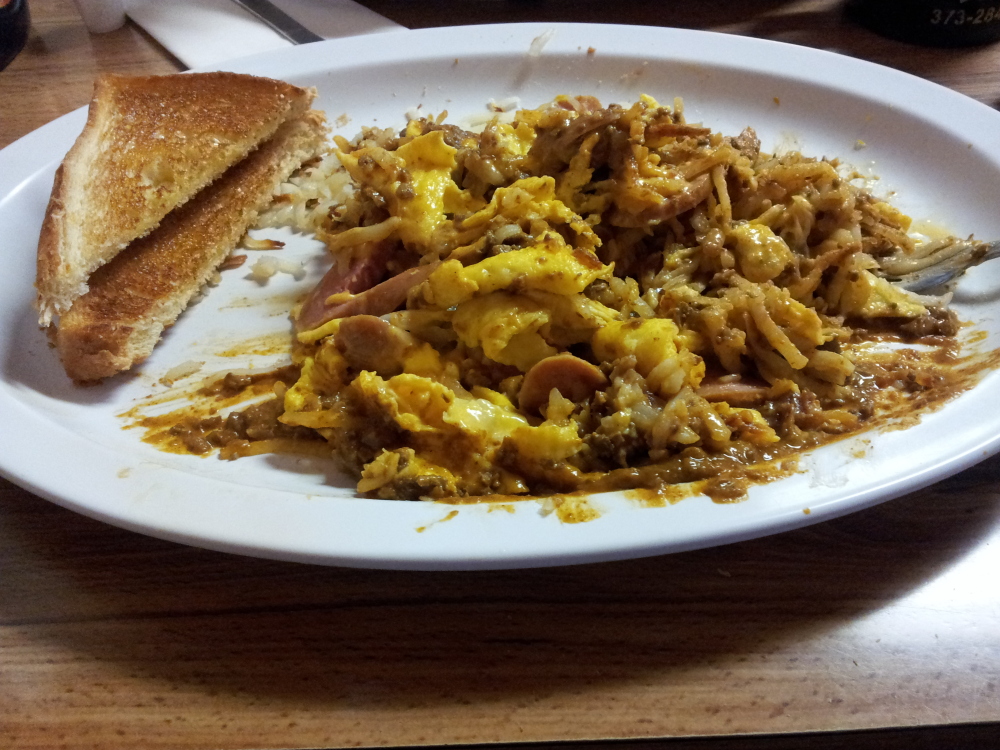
2, 1, 1000, 749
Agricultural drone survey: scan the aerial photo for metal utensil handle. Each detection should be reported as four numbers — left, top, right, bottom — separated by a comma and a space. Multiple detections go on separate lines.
231, 0, 323, 44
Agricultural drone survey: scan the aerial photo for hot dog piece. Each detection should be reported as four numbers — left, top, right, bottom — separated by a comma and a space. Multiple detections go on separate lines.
519, 353, 609, 414
334, 315, 417, 376
296, 261, 441, 332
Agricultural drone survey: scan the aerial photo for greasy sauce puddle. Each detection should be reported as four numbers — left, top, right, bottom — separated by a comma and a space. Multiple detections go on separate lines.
118, 325, 1000, 523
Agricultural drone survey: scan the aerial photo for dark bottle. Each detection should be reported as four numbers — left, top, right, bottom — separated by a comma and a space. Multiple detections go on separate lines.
0, 0, 29, 71
846, 0, 1000, 47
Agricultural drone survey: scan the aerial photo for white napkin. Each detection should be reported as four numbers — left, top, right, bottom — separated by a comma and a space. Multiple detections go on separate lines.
126, 0, 403, 69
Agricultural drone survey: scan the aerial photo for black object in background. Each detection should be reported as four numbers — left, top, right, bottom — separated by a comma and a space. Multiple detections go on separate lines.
0, 0, 29, 71
846, 0, 1000, 46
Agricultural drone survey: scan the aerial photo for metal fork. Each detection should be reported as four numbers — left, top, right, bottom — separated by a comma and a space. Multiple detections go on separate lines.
884, 239, 1000, 295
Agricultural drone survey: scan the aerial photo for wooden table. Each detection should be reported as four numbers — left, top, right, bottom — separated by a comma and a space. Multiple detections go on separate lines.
2, 2, 999, 748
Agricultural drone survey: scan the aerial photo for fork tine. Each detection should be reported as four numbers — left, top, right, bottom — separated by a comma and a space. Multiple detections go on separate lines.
893, 240, 1000, 295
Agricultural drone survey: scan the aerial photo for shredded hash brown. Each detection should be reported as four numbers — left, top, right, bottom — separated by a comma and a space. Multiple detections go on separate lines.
191, 94, 980, 501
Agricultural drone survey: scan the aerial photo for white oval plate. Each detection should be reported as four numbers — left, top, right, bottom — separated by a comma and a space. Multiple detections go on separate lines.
3, 23, 1000, 570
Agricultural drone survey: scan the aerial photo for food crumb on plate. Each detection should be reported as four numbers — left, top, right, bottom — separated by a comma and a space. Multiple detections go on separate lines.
249, 255, 305, 283
159, 360, 204, 385
528, 29, 555, 56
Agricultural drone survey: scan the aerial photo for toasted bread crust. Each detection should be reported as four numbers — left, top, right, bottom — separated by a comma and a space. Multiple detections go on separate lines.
36, 163, 70, 312
36, 72, 316, 325
56, 110, 328, 382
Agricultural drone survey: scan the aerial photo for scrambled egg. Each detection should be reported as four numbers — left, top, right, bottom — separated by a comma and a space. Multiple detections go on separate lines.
277, 94, 944, 500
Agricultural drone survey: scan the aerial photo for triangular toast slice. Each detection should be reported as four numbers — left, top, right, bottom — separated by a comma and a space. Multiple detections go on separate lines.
55, 110, 328, 382
36, 72, 316, 324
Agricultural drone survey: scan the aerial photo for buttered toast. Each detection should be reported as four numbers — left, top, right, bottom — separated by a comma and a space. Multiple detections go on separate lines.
35, 72, 317, 325
55, 110, 328, 382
